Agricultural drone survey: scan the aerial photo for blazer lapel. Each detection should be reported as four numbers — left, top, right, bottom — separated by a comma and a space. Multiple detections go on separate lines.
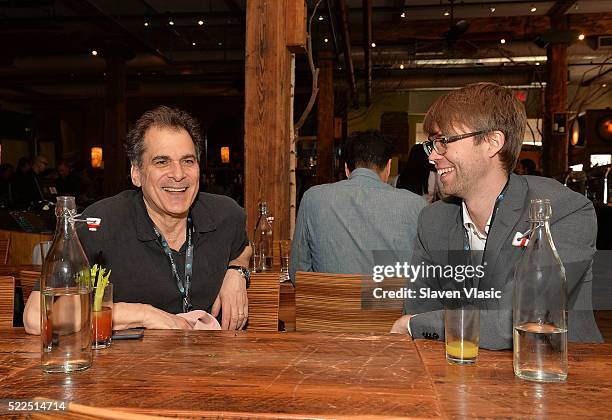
482, 174, 528, 288
448, 206, 470, 291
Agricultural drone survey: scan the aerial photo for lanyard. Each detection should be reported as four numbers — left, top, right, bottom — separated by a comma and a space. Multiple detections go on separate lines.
152, 216, 194, 313
461, 179, 510, 264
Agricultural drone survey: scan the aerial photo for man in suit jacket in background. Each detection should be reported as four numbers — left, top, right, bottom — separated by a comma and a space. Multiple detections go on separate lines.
390, 83, 602, 349
290, 130, 426, 283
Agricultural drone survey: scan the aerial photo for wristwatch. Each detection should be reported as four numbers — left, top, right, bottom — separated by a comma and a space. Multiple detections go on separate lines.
227, 265, 251, 289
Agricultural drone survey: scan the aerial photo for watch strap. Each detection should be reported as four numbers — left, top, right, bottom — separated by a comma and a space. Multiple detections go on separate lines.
227, 265, 251, 289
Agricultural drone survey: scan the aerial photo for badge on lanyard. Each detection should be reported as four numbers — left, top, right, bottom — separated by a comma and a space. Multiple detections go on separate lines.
512, 231, 530, 247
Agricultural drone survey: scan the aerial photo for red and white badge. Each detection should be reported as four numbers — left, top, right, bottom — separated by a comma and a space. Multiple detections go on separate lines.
512, 231, 529, 247
86, 218, 101, 231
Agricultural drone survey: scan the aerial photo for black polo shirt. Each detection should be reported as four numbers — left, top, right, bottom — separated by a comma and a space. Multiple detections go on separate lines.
77, 190, 248, 314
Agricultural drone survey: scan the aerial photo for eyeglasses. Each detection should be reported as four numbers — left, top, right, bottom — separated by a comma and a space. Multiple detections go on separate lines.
421, 129, 495, 156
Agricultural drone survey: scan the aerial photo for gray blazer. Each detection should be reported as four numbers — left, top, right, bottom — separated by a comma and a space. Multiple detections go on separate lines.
404, 173, 603, 349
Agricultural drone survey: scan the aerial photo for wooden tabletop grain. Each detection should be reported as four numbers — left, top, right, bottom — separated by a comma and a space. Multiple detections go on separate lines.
415, 339, 612, 419
0, 330, 610, 419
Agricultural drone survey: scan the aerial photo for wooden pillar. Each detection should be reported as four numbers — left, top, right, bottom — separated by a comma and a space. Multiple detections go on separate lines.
244, 0, 299, 240
103, 55, 128, 196
362, 0, 372, 107
542, 17, 569, 178
316, 53, 335, 185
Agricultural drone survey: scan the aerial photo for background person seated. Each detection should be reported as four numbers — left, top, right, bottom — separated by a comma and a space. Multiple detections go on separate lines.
290, 129, 426, 283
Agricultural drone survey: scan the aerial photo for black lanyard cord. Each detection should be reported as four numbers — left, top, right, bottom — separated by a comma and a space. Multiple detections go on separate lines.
152, 216, 194, 313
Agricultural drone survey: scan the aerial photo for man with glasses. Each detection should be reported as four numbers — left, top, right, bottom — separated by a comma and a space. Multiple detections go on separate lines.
390, 83, 602, 348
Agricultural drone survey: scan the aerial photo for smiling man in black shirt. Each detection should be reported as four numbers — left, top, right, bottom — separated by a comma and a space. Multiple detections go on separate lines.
24, 106, 251, 332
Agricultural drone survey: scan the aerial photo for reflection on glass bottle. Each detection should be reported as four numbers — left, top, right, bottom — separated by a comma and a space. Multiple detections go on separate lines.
253, 201, 273, 272
40, 196, 92, 373
513, 199, 568, 383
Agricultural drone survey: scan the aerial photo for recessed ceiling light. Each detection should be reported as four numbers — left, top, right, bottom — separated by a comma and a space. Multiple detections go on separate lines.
400, 12, 406, 18
318, 15, 324, 21
324, 38, 329, 43
192, 42, 196, 46
91, 50, 98, 56
218, 42, 223, 46
490, 7, 496, 13
168, 20, 174, 25
530, 6, 537, 13
198, 20, 204, 26
500, 38, 506, 44
578, 33, 585, 41
535, 62, 540, 66
399, 64, 405, 69
371, 42, 376, 48
144, 21, 149, 27
443, 10, 450, 16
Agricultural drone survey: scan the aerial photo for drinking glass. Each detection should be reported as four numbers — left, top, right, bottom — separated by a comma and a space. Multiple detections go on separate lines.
279, 240, 291, 282
34, 240, 53, 265
444, 307, 479, 365
91, 283, 113, 349
250, 241, 262, 273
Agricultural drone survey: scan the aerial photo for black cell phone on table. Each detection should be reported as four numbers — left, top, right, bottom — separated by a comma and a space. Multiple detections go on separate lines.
112, 328, 145, 340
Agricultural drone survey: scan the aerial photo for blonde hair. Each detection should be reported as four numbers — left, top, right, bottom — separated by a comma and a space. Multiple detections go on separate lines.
423, 83, 526, 174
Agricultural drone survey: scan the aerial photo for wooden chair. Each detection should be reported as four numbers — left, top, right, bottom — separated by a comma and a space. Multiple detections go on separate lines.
0, 238, 10, 264
18, 269, 41, 303
0, 230, 52, 265
0, 276, 15, 328
246, 272, 281, 332
295, 271, 403, 333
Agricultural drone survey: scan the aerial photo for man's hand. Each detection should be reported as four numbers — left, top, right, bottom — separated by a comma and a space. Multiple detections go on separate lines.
390, 314, 413, 336
114, 302, 192, 330
211, 269, 248, 330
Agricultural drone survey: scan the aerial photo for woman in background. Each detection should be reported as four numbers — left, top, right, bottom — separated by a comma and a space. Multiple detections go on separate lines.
397, 145, 437, 203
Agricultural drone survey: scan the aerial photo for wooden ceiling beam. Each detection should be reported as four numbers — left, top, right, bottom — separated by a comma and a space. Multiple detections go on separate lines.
354, 13, 612, 43
547, 0, 577, 19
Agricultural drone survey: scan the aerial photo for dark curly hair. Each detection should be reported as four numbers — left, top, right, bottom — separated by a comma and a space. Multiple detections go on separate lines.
342, 129, 394, 172
125, 105, 203, 167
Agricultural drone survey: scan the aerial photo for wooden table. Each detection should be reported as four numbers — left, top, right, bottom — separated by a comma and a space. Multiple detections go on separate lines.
415, 340, 612, 418
0, 330, 610, 419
